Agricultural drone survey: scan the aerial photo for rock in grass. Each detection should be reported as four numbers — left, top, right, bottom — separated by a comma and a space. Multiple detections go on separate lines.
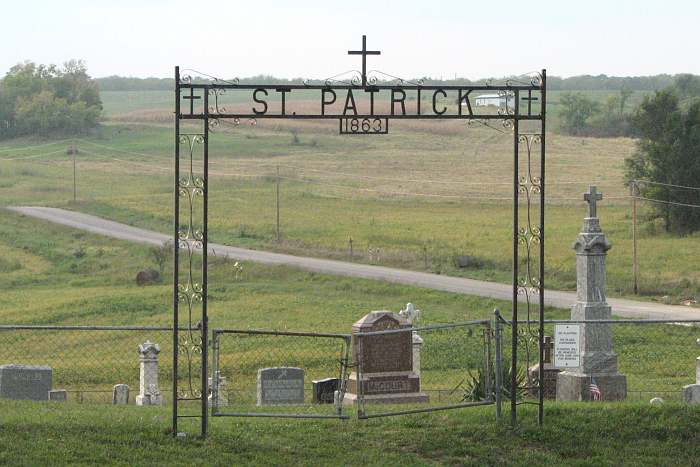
136, 269, 160, 286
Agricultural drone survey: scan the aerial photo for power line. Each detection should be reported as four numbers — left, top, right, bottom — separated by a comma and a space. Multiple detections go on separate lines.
80, 140, 171, 160
634, 196, 700, 209
0, 139, 72, 153
0, 149, 66, 161
633, 179, 700, 192
77, 149, 172, 173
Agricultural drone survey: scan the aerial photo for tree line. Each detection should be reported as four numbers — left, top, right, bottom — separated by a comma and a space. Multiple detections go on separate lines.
0, 60, 102, 139
625, 74, 700, 234
95, 73, 690, 92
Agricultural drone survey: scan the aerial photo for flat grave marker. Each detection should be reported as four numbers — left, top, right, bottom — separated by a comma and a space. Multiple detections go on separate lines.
257, 367, 305, 406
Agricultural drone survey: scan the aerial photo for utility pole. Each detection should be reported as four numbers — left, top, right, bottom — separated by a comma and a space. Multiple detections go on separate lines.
276, 165, 280, 242
72, 140, 77, 203
631, 181, 638, 294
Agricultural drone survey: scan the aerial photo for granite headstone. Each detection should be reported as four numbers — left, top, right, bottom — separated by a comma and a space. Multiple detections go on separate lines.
528, 336, 560, 399
48, 389, 67, 402
113, 384, 130, 405
135, 341, 162, 406
312, 378, 339, 403
256, 367, 304, 405
344, 311, 428, 405
557, 187, 627, 401
0, 364, 52, 401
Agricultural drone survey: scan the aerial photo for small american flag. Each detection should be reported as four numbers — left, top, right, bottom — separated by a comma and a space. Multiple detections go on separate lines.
589, 377, 602, 401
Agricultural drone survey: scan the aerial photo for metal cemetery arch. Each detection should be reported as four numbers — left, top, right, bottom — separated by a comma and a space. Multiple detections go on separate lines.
173, 35, 546, 438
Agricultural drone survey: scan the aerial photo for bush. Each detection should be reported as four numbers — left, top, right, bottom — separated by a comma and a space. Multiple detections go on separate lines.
463, 363, 528, 402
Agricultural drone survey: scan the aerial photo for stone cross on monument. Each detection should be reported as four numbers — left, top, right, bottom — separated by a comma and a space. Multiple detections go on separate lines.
584, 185, 603, 218
557, 186, 627, 401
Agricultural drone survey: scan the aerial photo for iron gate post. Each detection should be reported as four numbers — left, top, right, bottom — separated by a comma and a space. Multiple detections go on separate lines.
201, 89, 210, 439
172, 66, 181, 437
511, 90, 520, 427
494, 309, 502, 421
538, 69, 547, 427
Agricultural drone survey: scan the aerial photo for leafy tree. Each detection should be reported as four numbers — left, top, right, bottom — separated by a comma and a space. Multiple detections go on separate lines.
673, 74, 700, 99
0, 60, 101, 139
558, 92, 601, 135
625, 90, 700, 233
619, 85, 633, 116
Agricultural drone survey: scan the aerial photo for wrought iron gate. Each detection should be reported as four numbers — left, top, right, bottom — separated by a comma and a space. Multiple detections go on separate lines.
173, 35, 547, 437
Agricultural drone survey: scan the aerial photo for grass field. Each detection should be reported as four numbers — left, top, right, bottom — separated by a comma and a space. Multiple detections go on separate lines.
1, 90, 699, 465
1, 112, 699, 303
0, 209, 696, 402
0, 401, 698, 466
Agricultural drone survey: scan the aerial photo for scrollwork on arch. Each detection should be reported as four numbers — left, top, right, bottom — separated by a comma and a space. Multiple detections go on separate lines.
516, 133, 543, 338
176, 132, 206, 400
208, 87, 226, 115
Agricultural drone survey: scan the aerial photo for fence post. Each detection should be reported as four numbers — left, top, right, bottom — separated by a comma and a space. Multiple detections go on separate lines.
484, 320, 493, 404
210, 330, 219, 415
494, 309, 502, 421
631, 181, 639, 294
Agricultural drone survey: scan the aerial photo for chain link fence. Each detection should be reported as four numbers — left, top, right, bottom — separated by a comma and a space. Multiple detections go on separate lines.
0, 325, 174, 404
211, 329, 351, 418
353, 320, 494, 418
495, 318, 700, 406
1, 317, 698, 423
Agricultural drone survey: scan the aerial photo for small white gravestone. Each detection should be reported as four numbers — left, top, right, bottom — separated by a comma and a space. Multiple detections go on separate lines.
136, 341, 162, 406
554, 324, 581, 368
682, 340, 700, 404
112, 384, 129, 405
208, 372, 229, 408
650, 397, 665, 406
400, 303, 423, 378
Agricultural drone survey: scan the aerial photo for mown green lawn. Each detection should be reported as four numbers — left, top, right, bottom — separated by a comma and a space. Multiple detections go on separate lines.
0, 401, 697, 466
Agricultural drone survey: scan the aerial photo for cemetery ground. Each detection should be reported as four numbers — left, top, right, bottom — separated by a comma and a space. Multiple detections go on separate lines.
0, 209, 698, 398
1, 91, 699, 464
2, 120, 700, 304
1, 400, 698, 466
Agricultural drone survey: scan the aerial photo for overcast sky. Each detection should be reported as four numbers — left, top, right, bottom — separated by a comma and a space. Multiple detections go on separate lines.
3, 0, 699, 80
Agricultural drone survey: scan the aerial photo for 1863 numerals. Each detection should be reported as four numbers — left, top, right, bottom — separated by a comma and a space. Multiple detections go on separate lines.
339, 118, 389, 134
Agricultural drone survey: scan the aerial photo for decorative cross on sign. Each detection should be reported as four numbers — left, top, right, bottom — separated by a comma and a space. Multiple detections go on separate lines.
521, 90, 539, 115
583, 185, 603, 218
183, 88, 201, 114
348, 35, 380, 87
